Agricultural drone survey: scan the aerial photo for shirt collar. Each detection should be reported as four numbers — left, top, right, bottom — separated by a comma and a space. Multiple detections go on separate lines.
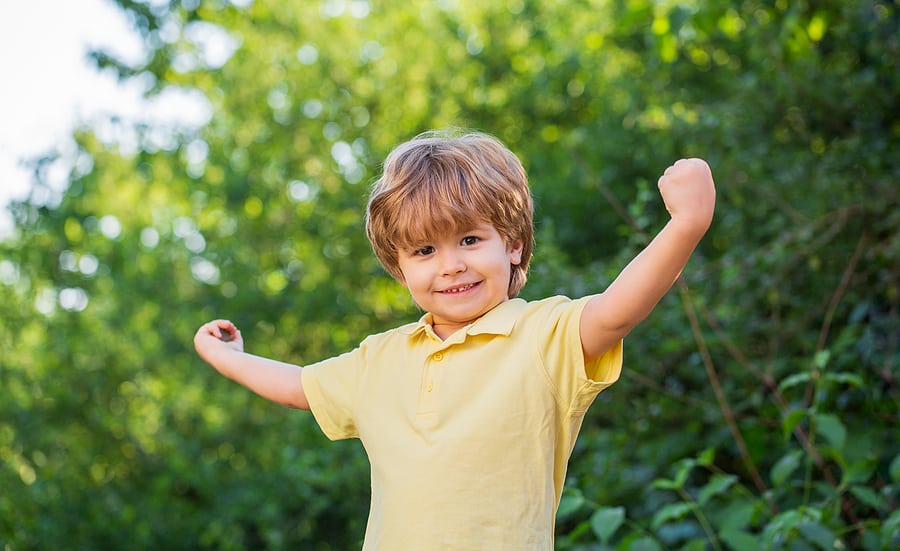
399, 298, 527, 339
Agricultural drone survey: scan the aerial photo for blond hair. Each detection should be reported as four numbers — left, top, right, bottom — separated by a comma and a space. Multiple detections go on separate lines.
366, 130, 534, 297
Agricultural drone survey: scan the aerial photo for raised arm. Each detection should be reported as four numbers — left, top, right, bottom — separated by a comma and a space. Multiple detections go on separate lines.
580, 158, 716, 360
194, 319, 310, 410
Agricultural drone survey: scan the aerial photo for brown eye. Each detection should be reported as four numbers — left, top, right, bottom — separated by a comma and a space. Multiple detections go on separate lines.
414, 245, 435, 256
461, 236, 479, 246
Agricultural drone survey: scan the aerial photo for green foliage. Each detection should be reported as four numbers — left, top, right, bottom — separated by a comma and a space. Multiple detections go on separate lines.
2, 0, 898, 549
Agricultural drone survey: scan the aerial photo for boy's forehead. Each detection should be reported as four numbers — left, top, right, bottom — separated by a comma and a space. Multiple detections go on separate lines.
395, 217, 493, 246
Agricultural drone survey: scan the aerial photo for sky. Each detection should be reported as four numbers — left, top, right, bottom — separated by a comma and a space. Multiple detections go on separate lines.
0, 0, 209, 237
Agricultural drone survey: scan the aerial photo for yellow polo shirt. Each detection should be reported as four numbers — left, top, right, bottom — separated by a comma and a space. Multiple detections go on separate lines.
302, 295, 622, 550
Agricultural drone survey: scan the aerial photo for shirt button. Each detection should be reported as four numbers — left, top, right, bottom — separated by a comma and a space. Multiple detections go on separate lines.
426, 382, 434, 392
433, 352, 444, 361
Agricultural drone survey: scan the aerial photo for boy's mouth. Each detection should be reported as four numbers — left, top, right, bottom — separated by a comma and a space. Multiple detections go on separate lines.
438, 282, 479, 294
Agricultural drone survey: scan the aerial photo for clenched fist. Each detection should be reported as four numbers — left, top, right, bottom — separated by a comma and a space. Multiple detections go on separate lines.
657, 158, 716, 233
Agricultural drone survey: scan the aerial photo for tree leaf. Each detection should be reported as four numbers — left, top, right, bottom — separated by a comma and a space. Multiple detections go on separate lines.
882, 509, 900, 543
763, 510, 805, 544
719, 528, 762, 551
698, 474, 737, 505
822, 372, 863, 388
696, 447, 715, 467
673, 458, 695, 488
778, 372, 811, 392
626, 536, 663, 551
782, 408, 808, 440
799, 520, 839, 550
651, 502, 694, 529
814, 413, 846, 450
652, 458, 695, 491
840, 458, 875, 486
890, 453, 900, 483
681, 539, 706, 551
557, 488, 585, 519
651, 477, 679, 490
849, 485, 885, 510
771, 450, 803, 487
590, 506, 625, 543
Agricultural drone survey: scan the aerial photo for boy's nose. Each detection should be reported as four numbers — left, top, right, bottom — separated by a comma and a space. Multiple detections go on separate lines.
439, 252, 466, 275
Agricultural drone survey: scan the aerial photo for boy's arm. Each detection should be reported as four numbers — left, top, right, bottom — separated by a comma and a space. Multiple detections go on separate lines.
580, 158, 716, 361
194, 319, 310, 410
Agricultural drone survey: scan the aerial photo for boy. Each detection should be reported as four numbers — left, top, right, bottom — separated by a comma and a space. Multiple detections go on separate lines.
194, 131, 716, 549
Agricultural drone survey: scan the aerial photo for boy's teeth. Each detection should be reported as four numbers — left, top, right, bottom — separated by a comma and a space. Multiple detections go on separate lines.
445, 283, 474, 293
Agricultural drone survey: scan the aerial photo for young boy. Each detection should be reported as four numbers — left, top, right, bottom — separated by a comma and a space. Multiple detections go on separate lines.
194, 131, 716, 550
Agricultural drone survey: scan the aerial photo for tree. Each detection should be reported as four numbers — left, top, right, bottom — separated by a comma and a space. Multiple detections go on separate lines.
2, 0, 897, 549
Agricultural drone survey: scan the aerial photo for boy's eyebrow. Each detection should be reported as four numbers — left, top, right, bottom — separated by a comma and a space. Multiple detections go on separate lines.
405, 221, 493, 241
406, 224, 486, 243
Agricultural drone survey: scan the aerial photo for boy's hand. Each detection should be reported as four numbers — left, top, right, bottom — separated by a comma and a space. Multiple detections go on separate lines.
657, 158, 716, 234
194, 319, 244, 364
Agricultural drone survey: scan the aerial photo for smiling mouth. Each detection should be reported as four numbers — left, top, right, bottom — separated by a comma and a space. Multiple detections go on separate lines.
439, 282, 479, 294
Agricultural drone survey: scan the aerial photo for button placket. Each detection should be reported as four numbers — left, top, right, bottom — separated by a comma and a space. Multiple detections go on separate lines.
427, 351, 445, 392
418, 349, 446, 412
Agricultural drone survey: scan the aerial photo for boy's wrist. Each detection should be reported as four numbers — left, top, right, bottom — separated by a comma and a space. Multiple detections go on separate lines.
665, 215, 711, 243
201, 344, 240, 371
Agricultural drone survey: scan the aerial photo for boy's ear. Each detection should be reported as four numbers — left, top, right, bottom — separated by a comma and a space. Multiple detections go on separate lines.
508, 240, 524, 266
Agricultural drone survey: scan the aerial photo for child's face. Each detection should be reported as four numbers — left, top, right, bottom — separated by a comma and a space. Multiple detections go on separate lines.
397, 222, 523, 338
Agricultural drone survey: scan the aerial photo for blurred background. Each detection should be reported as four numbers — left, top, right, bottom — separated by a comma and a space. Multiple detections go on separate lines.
0, 0, 211, 237
1, 0, 897, 549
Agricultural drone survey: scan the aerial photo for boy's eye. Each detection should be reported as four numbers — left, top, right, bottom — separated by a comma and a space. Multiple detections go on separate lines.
461, 236, 479, 246
413, 245, 435, 256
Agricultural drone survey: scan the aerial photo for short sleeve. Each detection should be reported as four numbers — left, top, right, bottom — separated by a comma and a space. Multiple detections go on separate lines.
301, 345, 365, 440
534, 295, 623, 414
